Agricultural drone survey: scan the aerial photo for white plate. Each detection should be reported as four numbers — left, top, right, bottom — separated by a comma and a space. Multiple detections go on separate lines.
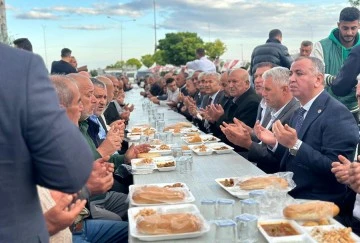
303, 224, 360, 243
128, 204, 210, 242
131, 158, 156, 170
207, 142, 234, 154
188, 145, 213, 156
154, 156, 176, 171
215, 177, 249, 199
127, 133, 141, 141
129, 182, 195, 206
181, 135, 220, 144
148, 145, 172, 155
258, 219, 311, 243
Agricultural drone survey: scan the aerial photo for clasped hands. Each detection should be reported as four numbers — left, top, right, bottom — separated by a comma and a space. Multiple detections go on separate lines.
220, 118, 252, 149
332, 155, 360, 193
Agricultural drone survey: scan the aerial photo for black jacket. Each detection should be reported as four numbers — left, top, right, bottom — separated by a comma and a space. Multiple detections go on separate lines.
250, 38, 292, 76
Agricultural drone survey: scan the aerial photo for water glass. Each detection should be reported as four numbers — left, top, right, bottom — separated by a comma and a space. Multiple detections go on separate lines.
165, 131, 173, 144
267, 189, 288, 217
240, 199, 259, 216
139, 135, 149, 144
215, 219, 236, 243
158, 132, 167, 143
172, 145, 183, 159
156, 112, 165, 121
235, 214, 258, 243
249, 190, 268, 215
156, 120, 166, 132
200, 199, 216, 221
217, 199, 235, 219
177, 156, 189, 174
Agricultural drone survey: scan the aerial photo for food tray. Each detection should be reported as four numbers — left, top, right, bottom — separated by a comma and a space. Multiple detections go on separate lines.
207, 142, 234, 154
148, 144, 172, 155
128, 204, 210, 241
154, 156, 176, 171
188, 144, 213, 156
181, 135, 220, 144
129, 182, 195, 206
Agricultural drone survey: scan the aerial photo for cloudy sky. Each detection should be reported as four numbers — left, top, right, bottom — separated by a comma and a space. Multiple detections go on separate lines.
6, 0, 350, 70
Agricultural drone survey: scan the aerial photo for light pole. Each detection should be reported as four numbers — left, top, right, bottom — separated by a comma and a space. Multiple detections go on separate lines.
153, 0, 157, 54
107, 16, 136, 65
42, 25, 48, 69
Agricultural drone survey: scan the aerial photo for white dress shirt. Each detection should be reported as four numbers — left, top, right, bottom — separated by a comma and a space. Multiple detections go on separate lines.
159, 88, 180, 106
186, 56, 216, 72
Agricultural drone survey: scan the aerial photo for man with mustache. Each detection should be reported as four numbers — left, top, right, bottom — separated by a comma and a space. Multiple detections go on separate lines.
312, 7, 360, 122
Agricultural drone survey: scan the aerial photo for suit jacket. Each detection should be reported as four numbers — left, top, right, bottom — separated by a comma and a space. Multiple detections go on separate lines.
104, 101, 120, 125
248, 98, 300, 173
276, 91, 358, 208
0, 44, 93, 242
213, 88, 260, 152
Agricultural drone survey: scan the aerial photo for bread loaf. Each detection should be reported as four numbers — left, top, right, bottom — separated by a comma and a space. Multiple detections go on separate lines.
136, 213, 202, 235
283, 201, 340, 220
239, 176, 288, 190
137, 152, 161, 159
132, 186, 186, 204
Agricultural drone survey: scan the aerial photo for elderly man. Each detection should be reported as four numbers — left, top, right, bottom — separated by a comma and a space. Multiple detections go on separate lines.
206, 69, 260, 153
104, 75, 131, 125
221, 67, 299, 173
46, 75, 128, 242
256, 57, 358, 212
186, 48, 216, 72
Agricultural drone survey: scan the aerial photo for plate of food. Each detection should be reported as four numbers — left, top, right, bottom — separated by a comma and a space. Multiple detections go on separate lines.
129, 182, 195, 206
149, 144, 172, 155
305, 225, 360, 243
182, 134, 203, 144
154, 156, 176, 171
215, 173, 296, 199
189, 144, 213, 156
201, 134, 221, 143
207, 142, 234, 154
128, 204, 210, 241
131, 158, 156, 170
258, 219, 311, 243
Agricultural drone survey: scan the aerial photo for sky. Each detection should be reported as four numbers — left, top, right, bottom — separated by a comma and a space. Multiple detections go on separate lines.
5, 0, 351, 70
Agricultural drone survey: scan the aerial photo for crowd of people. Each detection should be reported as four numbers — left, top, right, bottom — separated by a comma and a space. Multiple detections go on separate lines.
3, 5, 360, 242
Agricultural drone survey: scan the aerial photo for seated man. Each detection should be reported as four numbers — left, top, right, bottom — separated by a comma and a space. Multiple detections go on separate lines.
256, 57, 358, 212
150, 77, 180, 108
221, 67, 299, 173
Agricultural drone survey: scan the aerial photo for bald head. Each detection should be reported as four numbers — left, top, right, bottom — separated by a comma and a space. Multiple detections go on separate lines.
228, 69, 250, 97
97, 76, 114, 104
105, 75, 123, 99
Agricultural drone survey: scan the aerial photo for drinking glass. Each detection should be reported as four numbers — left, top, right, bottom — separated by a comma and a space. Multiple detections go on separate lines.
200, 199, 216, 221
217, 199, 235, 219
235, 213, 258, 243
215, 219, 236, 243
240, 199, 259, 216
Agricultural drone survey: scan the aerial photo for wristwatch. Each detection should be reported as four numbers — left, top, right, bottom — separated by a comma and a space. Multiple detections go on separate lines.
289, 139, 302, 156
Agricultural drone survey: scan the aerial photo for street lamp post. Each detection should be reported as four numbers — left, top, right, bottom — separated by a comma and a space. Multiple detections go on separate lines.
107, 16, 136, 65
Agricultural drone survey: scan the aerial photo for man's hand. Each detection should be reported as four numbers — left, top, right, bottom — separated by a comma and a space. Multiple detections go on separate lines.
272, 120, 298, 148
86, 157, 114, 195
220, 119, 252, 149
331, 155, 352, 185
207, 104, 224, 122
44, 193, 86, 236
150, 97, 159, 104
120, 111, 130, 121
126, 104, 134, 112
124, 144, 151, 164
97, 128, 122, 157
254, 121, 277, 147
178, 93, 184, 102
110, 120, 125, 140
348, 158, 360, 193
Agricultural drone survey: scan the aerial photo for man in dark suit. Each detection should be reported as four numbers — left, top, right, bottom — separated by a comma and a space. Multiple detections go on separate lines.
207, 69, 260, 153
256, 57, 358, 211
0, 43, 93, 242
51, 48, 78, 74
221, 67, 300, 173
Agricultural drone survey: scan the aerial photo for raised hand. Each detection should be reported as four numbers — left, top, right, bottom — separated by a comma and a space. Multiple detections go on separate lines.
272, 120, 298, 148
331, 155, 352, 185
254, 121, 277, 147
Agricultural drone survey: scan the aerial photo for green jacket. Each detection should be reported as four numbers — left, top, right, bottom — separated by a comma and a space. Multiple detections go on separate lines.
79, 120, 125, 201
319, 28, 360, 113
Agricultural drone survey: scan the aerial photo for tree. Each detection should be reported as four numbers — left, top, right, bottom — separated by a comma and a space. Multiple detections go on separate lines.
204, 39, 227, 60
141, 54, 154, 68
90, 69, 98, 77
153, 50, 165, 66
106, 60, 125, 69
157, 32, 204, 66
126, 58, 142, 69
349, 0, 360, 6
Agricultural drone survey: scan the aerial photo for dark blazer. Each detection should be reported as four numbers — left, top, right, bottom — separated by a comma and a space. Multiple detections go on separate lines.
248, 98, 300, 173
0, 44, 93, 242
104, 101, 120, 125
213, 88, 260, 152
50, 60, 77, 74
276, 91, 358, 208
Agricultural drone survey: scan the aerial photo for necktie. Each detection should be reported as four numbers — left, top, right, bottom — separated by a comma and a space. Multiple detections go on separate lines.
207, 97, 213, 107
294, 107, 307, 133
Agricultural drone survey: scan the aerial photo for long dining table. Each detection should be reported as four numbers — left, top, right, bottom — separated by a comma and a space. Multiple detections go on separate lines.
125, 87, 275, 242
